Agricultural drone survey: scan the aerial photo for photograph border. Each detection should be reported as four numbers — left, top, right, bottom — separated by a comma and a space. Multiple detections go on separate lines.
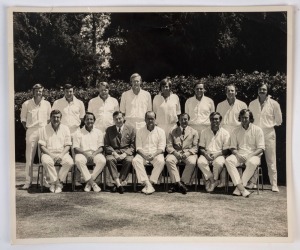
8, 5, 294, 245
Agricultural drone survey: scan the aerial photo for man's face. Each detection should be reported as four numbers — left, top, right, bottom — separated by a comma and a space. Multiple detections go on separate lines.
179, 114, 189, 128
240, 112, 251, 128
33, 88, 43, 98
145, 112, 156, 127
210, 114, 221, 129
194, 84, 205, 98
84, 114, 95, 129
99, 84, 109, 99
113, 113, 124, 127
64, 88, 74, 100
226, 85, 237, 100
161, 83, 170, 96
131, 76, 141, 92
50, 113, 62, 127
258, 84, 268, 98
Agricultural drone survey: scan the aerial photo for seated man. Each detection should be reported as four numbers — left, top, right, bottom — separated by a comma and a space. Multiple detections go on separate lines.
197, 112, 230, 192
165, 113, 198, 194
73, 112, 106, 192
38, 110, 74, 193
132, 111, 166, 194
105, 111, 135, 194
225, 109, 265, 197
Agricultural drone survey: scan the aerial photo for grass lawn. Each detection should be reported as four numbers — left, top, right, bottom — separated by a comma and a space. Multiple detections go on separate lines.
14, 163, 288, 239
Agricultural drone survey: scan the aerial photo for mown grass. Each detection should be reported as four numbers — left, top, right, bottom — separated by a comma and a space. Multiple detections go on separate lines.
14, 163, 288, 239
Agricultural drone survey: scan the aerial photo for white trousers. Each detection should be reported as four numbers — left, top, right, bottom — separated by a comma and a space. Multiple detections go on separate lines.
41, 153, 73, 183
165, 154, 197, 183
132, 154, 165, 184
75, 154, 106, 182
250, 128, 277, 186
197, 155, 225, 181
225, 154, 261, 186
25, 127, 40, 184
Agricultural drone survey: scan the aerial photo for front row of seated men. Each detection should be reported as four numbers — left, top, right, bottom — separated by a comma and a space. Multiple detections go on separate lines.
39, 108, 264, 198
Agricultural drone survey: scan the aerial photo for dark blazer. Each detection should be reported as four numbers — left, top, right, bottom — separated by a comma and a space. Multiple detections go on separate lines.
104, 124, 136, 156
166, 125, 199, 155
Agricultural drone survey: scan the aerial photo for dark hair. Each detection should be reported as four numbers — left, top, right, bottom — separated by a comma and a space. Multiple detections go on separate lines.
83, 112, 96, 121
193, 79, 205, 90
238, 109, 254, 123
50, 109, 62, 118
145, 111, 156, 120
226, 83, 237, 92
113, 111, 125, 118
179, 113, 190, 121
159, 77, 172, 91
209, 112, 222, 122
64, 84, 74, 90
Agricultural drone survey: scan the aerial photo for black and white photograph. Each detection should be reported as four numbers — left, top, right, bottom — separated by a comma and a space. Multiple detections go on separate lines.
8, 5, 293, 244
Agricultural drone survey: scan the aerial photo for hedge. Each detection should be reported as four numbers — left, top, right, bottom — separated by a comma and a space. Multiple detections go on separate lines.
14, 70, 287, 184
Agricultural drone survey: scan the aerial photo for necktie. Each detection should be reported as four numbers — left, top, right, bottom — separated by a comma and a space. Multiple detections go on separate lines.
118, 127, 122, 139
182, 128, 185, 136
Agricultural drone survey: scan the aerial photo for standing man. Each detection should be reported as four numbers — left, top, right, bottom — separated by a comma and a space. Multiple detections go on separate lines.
73, 112, 106, 193
165, 113, 198, 194
185, 80, 215, 137
197, 112, 230, 192
38, 110, 74, 193
132, 111, 166, 194
52, 84, 85, 136
104, 111, 136, 194
120, 73, 152, 130
20, 83, 51, 189
52, 83, 85, 186
225, 109, 265, 197
249, 83, 282, 192
88, 81, 119, 134
216, 84, 247, 134
216, 83, 247, 187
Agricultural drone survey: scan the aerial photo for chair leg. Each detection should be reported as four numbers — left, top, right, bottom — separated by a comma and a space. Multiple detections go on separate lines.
37, 165, 40, 188
194, 167, 198, 191
41, 166, 44, 192
103, 166, 106, 191
133, 168, 137, 192
72, 165, 76, 192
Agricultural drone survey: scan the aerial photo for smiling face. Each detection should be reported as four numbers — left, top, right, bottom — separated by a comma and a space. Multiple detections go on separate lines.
145, 112, 156, 129
50, 113, 62, 129
131, 76, 142, 93
33, 88, 43, 99
84, 114, 95, 131
194, 83, 205, 99
210, 114, 221, 131
179, 114, 189, 129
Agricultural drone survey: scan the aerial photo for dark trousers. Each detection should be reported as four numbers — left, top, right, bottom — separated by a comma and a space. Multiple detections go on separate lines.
106, 155, 132, 181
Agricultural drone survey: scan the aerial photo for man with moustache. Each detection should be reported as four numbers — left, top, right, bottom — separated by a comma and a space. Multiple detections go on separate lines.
225, 109, 265, 197
120, 73, 152, 130
104, 111, 135, 194
216, 84, 247, 187
248, 83, 282, 192
38, 110, 74, 193
88, 81, 119, 134
20, 83, 51, 189
132, 111, 166, 194
197, 112, 230, 192
73, 112, 106, 193
165, 113, 198, 194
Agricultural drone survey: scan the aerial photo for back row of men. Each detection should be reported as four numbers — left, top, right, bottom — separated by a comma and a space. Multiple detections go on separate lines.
20, 73, 282, 196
